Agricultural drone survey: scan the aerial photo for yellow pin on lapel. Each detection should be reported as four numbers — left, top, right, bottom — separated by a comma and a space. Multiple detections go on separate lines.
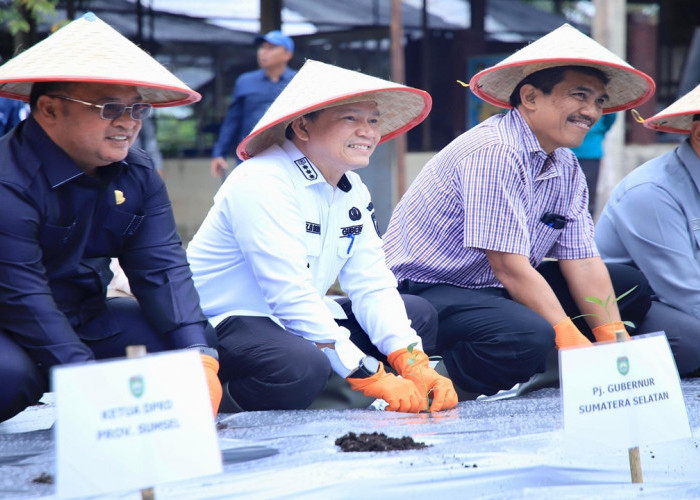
114, 190, 125, 205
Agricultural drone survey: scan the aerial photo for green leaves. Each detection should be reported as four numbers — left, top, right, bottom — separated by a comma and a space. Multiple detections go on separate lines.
405, 342, 429, 408
407, 342, 417, 366
583, 285, 637, 311
573, 285, 638, 327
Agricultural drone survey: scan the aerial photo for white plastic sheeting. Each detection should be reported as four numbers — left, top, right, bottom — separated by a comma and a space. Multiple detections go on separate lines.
1, 380, 699, 499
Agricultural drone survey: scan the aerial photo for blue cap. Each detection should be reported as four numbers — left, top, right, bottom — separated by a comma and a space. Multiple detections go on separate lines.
255, 30, 294, 53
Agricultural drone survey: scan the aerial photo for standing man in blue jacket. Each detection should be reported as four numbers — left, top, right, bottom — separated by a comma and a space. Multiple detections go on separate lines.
0, 96, 28, 135
210, 30, 296, 179
0, 13, 222, 423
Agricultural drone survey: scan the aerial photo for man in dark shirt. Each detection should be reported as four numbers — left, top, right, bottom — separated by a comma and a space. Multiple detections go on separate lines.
0, 13, 222, 422
210, 30, 296, 179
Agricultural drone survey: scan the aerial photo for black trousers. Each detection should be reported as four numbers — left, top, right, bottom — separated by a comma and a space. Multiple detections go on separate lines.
397, 262, 652, 396
0, 297, 204, 423
579, 158, 601, 214
215, 294, 438, 411
636, 301, 700, 376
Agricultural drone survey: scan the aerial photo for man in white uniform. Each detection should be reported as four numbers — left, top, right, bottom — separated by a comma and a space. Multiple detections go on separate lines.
187, 60, 457, 413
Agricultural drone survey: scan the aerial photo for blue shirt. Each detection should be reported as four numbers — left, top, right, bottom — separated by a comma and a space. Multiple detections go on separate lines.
0, 116, 210, 370
596, 139, 700, 319
211, 67, 296, 159
0, 97, 28, 136
384, 108, 596, 289
570, 113, 616, 160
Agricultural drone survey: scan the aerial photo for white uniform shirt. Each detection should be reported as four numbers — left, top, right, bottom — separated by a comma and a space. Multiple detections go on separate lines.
187, 140, 422, 376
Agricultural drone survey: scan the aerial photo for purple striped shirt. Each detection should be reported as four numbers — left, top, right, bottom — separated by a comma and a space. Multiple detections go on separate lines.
383, 109, 597, 289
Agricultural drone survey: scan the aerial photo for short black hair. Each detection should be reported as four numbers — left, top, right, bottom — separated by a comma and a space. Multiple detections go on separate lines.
284, 109, 321, 140
508, 65, 610, 108
693, 113, 700, 122
29, 81, 77, 110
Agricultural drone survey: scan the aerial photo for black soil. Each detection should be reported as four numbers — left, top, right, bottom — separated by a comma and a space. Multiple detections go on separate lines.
335, 431, 428, 452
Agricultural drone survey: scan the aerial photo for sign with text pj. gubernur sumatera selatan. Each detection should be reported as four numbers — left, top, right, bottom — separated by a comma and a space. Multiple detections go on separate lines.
53, 349, 222, 499
560, 332, 690, 449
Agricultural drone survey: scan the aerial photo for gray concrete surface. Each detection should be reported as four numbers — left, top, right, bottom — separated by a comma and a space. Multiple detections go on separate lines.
2, 379, 699, 499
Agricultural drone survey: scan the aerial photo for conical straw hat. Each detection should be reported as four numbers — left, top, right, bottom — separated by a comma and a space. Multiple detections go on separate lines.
469, 23, 654, 113
237, 59, 431, 160
0, 12, 199, 106
643, 83, 700, 134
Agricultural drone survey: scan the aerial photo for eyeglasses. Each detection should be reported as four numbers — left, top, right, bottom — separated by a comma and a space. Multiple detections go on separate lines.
47, 95, 152, 121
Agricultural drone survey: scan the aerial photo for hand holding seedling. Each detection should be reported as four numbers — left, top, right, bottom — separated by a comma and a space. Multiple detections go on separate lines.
388, 344, 458, 412
346, 362, 425, 413
573, 286, 637, 343
555, 286, 637, 348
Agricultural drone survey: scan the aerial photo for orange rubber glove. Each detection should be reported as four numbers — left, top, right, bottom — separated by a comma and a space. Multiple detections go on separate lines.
387, 348, 458, 412
592, 321, 631, 342
200, 354, 223, 416
553, 317, 593, 349
347, 362, 425, 413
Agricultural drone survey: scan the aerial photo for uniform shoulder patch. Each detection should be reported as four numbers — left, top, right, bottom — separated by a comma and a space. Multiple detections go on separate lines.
294, 157, 318, 181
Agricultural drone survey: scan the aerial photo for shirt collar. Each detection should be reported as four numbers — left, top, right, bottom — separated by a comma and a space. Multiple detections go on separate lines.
337, 174, 352, 192
509, 109, 559, 178
24, 115, 125, 188
281, 67, 296, 82
24, 116, 85, 188
281, 139, 353, 192
282, 139, 326, 187
510, 108, 543, 156
679, 139, 700, 192
261, 67, 295, 83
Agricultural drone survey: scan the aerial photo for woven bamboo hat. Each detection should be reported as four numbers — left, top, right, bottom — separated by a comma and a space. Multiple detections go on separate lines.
469, 23, 654, 113
643, 83, 700, 134
0, 12, 199, 106
236, 59, 431, 160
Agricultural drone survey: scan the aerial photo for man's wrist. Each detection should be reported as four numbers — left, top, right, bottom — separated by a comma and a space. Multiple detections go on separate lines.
188, 345, 219, 361
320, 335, 365, 377
347, 356, 380, 379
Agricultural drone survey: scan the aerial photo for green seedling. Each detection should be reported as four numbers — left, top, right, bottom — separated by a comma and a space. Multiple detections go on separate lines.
572, 285, 638, 330
407, 342, 432, 411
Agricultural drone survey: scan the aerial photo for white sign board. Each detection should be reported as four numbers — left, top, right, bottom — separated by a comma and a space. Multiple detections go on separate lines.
560, 332, 690, 449
53, 349, 222, 499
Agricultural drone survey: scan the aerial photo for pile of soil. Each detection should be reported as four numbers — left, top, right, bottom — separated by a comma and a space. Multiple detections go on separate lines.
335, 431, 428, 452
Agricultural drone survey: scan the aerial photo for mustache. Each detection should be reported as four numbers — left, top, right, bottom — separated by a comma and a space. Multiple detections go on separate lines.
568, 115, 594, 128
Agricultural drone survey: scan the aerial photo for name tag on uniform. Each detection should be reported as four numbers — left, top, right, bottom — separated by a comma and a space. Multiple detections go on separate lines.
306, 221, 321, 234
340, 225, 363, 236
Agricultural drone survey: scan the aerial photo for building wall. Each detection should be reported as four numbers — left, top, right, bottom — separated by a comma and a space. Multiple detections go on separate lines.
162, 158, 219, 246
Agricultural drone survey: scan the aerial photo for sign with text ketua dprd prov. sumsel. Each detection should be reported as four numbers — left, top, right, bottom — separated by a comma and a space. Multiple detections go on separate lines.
560, 332, 690, 449
53, 349, 222, 499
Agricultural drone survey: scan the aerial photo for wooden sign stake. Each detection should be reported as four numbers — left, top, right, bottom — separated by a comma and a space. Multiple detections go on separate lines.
126, 345, 156, 500
615, 330, 643, 483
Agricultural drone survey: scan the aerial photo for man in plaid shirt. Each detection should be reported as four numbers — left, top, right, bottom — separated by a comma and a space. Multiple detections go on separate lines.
383, 25, 655, 398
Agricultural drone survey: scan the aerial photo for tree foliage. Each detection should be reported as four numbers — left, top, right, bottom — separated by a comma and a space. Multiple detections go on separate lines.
0, 0, 58, 36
